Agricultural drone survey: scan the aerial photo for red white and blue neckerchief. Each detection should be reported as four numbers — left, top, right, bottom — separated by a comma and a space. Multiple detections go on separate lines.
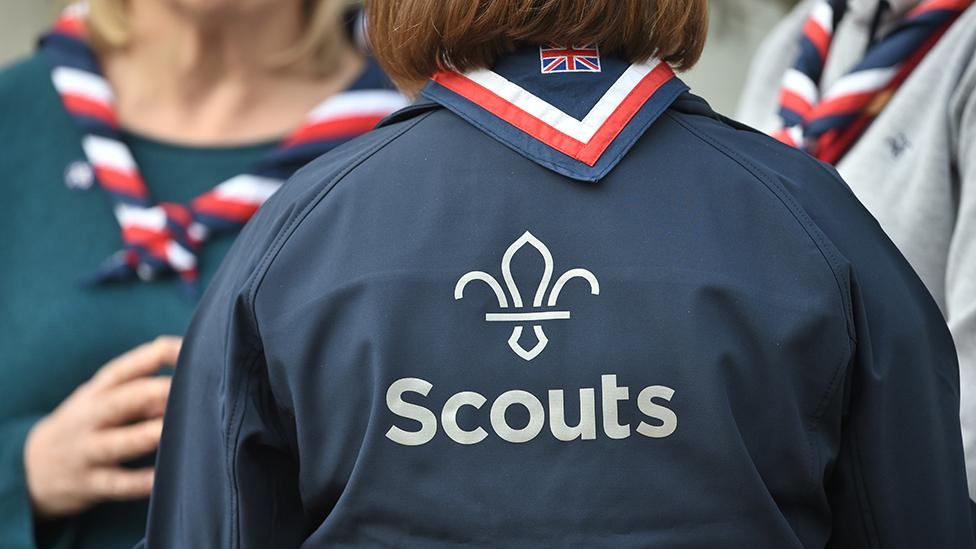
421, 45, 687, 181
40, 4, 407, 294
775, 0, 973, 164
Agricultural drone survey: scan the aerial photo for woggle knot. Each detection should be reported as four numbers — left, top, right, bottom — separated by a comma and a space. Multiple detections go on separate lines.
88, 202, 204, 295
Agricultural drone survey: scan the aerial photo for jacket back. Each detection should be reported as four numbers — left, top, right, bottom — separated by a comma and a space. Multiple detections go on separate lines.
143, 49, 974, 549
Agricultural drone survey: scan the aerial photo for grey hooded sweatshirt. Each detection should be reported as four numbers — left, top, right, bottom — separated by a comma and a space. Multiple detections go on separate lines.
738, 0, 976, 499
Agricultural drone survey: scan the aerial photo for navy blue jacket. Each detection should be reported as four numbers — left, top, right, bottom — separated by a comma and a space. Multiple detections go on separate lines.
143, 48, 974, 548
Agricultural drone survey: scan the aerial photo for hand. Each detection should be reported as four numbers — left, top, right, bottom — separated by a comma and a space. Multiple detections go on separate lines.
23, 336, 182, 520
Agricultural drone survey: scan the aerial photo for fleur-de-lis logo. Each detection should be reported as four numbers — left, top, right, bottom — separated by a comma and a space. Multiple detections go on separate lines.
455, 231, 600, 361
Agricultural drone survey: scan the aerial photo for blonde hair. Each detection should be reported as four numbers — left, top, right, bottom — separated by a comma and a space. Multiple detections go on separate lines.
87, 0, 357, 76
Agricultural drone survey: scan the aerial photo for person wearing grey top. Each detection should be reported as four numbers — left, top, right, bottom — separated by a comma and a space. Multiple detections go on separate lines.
738, 0, 976, 500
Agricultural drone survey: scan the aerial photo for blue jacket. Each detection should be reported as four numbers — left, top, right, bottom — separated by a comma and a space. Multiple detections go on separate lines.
142, 48, 974, 548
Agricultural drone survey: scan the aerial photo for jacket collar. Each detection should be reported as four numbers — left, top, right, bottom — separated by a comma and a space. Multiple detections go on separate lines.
416, 46, 688, 182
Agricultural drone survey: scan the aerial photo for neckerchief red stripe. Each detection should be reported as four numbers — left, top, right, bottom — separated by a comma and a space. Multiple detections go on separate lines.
431, 60, 675, 167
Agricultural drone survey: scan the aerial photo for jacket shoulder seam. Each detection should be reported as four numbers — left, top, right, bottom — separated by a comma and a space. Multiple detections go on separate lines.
664, 111, 855, 343
664, 112, 856, 419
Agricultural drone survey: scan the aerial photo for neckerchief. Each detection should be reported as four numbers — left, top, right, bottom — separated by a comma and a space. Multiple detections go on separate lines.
774, 0, 972, 164
421, 45, 687, 182
40, 4, 407, 294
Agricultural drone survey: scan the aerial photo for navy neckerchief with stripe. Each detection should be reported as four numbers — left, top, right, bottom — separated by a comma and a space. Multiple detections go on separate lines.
421, 46, 688, 182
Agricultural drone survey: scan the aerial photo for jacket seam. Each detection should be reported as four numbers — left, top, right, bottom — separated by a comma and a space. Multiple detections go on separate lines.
667, 112, 854, 340
225, 344, 262, 549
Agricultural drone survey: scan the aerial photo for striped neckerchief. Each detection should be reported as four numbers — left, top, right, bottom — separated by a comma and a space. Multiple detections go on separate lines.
40, 4, 406, 294
774, 0, 972, 164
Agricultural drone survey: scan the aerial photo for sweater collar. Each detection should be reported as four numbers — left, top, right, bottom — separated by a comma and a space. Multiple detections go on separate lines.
845, 0, 923, 22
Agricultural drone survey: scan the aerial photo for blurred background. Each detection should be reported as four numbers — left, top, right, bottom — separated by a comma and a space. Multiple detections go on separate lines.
0, 0, 798, 116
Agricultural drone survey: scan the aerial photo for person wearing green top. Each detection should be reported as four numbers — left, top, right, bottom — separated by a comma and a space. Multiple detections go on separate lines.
0, 0, 404, 547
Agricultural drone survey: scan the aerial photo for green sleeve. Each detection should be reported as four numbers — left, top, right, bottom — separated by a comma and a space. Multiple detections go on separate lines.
0, 416, 84, 549
0, 415, 42, 549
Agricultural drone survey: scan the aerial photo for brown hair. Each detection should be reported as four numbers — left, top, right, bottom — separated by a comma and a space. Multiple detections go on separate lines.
366, 0, 709, 91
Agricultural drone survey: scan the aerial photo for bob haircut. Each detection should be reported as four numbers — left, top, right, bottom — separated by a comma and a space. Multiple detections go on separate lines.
366, 0, 709, 91
87, 0, 356, 76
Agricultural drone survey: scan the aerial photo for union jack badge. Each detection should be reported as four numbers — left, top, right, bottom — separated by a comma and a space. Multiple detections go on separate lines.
539, 44, 601, 74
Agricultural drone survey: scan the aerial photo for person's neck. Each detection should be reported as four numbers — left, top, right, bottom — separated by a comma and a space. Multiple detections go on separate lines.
100, 1, 362, 146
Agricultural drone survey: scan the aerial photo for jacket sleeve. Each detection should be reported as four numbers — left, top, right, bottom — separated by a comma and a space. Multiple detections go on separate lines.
947, 56, 976, 503
813, 176, 975, 547
142, 198, 303, 549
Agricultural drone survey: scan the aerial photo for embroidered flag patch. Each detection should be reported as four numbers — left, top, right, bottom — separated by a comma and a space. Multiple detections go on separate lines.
539, 45, 601, 74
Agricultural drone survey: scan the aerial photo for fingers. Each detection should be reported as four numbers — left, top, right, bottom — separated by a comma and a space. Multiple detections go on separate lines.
89, 337, 182, 390
86, 418, 164, 464
92, 376, 172, 427
87, 467, 155, 502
